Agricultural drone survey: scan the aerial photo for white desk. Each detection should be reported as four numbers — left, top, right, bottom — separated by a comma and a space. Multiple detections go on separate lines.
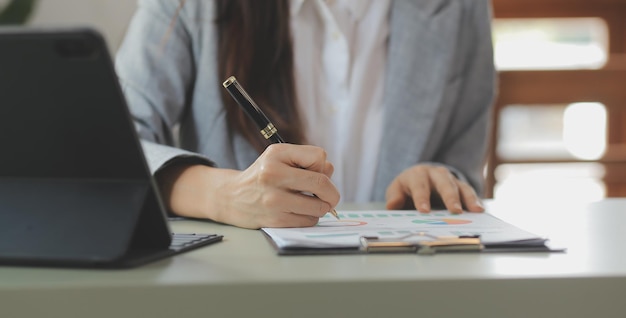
1, 199, 626, 318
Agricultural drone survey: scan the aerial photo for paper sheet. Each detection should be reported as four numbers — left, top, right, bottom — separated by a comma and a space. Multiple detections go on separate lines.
262, 210, 545, 249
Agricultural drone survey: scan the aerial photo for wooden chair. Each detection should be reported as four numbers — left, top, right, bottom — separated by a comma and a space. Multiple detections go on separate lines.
485, 0, 626, 198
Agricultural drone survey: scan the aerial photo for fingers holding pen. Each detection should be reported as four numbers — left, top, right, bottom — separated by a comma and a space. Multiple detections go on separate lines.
222, 78, 339, 227
255, 144, 340, 213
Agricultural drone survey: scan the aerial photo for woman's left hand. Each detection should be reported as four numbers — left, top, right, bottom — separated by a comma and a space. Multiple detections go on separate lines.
385, 164, 484, 213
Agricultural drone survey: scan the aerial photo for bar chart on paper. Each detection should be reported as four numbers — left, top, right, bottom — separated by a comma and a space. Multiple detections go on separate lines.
263, 210, 546, 249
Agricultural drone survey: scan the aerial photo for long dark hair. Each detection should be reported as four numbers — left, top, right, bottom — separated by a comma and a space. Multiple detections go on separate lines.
215, 0, 304, 152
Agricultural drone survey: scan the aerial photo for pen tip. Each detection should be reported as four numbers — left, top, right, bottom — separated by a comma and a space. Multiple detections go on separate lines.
331, 209, 340, 220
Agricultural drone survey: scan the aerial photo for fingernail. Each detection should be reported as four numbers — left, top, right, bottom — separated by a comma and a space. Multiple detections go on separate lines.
420, 203, 430, 211
453, 202, 462, 213
475, 200, 484, 209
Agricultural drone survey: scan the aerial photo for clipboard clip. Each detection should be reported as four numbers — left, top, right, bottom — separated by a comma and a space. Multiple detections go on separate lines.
359, 232, 484, 255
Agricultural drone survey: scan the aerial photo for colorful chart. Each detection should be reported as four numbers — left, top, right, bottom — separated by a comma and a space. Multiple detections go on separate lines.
317, 220, 368, 227
412, 218, 472, 225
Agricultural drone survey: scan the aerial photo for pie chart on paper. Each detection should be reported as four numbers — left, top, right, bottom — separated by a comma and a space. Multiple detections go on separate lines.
412, 218, 472, 225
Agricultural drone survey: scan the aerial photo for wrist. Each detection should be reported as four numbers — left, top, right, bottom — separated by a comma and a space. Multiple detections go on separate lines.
155, 164, 235, 221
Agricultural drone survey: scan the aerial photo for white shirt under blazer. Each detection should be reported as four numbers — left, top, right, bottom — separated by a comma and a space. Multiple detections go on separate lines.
291, 0, 391, 202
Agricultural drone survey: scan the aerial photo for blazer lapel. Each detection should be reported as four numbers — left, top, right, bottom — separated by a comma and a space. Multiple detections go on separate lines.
372, 0, 463, 200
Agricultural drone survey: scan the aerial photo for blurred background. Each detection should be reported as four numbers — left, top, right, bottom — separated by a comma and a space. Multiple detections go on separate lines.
3, 0, 626, 204
0, 0, 136, 52
488, 0, 626, 204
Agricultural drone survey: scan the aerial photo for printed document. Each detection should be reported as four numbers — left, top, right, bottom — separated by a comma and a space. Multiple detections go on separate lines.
263, 210, 546, 250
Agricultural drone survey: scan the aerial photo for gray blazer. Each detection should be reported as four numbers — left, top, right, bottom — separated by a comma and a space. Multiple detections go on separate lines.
115, 0, 496, 202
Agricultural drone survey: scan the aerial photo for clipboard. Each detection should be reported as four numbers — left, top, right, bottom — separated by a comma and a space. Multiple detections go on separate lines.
262, 210, 565, 255
359, 233, 483, 255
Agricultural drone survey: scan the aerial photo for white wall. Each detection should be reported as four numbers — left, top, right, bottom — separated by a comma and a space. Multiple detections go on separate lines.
27, 0, 137, 53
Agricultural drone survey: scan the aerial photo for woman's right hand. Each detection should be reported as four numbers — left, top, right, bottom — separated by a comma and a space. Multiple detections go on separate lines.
156, 144, 340, 229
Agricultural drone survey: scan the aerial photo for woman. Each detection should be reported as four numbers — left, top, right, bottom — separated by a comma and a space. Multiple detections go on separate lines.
115, 0, 496, 229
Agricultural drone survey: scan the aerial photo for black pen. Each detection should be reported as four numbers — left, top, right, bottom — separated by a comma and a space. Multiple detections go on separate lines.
222, 76, 339, 220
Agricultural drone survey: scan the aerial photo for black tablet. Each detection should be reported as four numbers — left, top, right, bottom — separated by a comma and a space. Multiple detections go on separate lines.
0, 27, 222, 268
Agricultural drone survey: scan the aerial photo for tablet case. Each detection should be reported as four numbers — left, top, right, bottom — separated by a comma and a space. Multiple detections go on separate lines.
0, 27, 222, 268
